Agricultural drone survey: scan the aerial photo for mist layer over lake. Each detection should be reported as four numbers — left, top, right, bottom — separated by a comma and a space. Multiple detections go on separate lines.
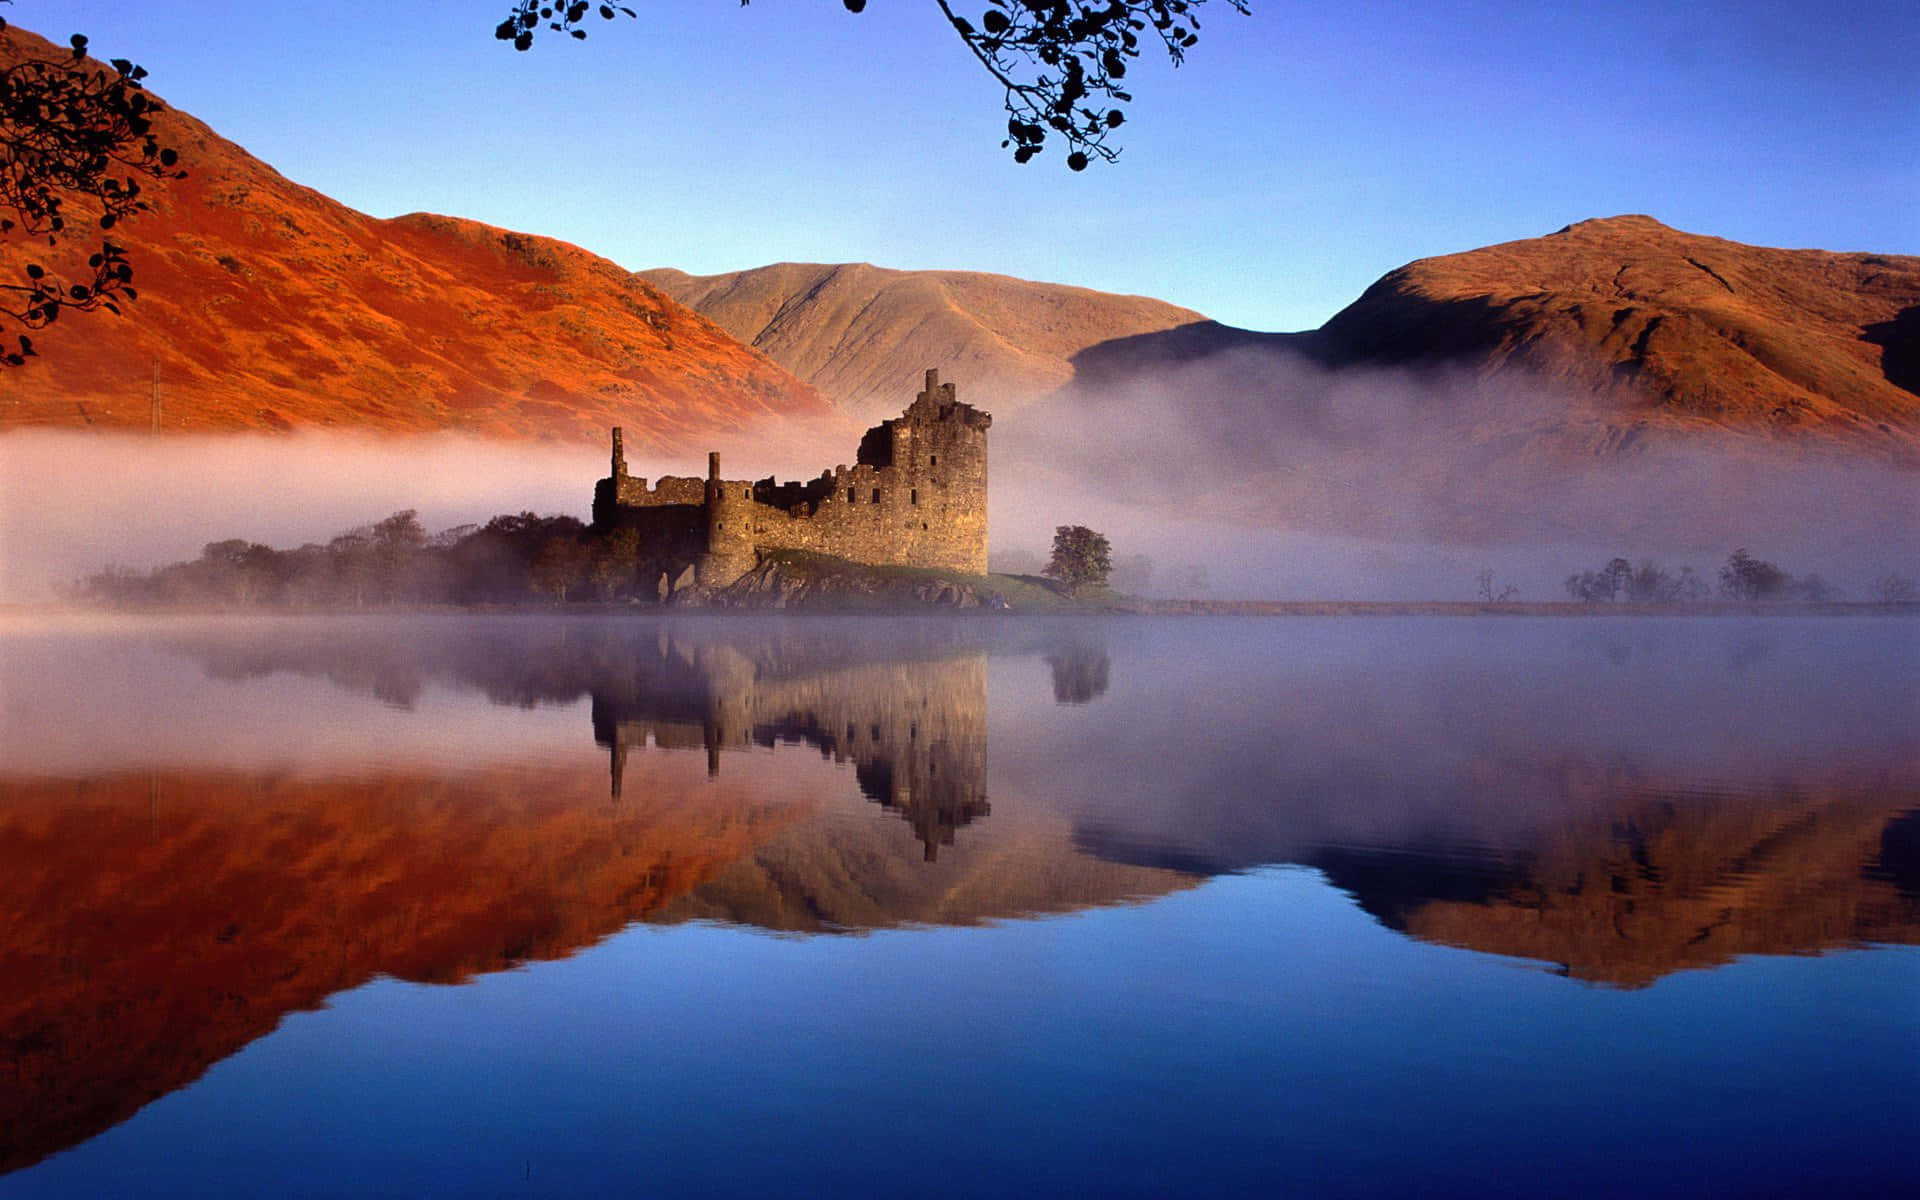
2, 613, 1915, 1197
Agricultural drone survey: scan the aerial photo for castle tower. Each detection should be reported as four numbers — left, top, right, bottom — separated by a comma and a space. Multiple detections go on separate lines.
891, 367, 992, 574
918, 367, 956, 407
699, 450, 757, 586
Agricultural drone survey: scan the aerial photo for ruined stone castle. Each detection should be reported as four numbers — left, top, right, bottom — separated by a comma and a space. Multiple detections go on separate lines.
593, 369, 991, 596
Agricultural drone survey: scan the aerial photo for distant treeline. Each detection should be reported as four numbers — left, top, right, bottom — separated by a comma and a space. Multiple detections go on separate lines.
76, 511, 643, 608
72, 513, 1919, 610
1562, 550, 1916, 605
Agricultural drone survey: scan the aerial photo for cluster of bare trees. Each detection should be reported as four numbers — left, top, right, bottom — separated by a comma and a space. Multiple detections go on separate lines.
76, 511, 649, 608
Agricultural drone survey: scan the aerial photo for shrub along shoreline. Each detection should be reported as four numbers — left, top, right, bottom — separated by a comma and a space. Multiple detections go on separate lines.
66, 511, 1918, 615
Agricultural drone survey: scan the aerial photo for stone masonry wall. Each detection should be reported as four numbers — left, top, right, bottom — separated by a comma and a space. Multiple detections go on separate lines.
704, 370, 990, 581
595, 369, 991, 589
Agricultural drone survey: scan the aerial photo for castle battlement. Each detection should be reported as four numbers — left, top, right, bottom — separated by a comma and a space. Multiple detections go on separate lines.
593, 369, 991, 597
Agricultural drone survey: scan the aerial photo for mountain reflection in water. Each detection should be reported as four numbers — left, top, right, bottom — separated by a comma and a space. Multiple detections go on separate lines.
0, 613, 1915, 1179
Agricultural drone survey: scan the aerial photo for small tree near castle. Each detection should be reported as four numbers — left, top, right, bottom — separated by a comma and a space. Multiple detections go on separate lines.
1046, 526, 1113, 595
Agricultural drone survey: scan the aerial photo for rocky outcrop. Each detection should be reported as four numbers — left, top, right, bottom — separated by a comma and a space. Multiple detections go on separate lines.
688, 552, 1008, 610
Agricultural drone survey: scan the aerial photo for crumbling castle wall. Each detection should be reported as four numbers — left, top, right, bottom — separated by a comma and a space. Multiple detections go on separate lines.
592, 428, 706, 522
594, 369, 991, 591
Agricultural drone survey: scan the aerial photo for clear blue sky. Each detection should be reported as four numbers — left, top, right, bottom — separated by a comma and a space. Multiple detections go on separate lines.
17, 1, 1919, 331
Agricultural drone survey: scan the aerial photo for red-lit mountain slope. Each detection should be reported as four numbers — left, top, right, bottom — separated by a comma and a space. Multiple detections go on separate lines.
0, 27, 839, 451
1314, 215, 1920, 454
989, 217, 1920, 551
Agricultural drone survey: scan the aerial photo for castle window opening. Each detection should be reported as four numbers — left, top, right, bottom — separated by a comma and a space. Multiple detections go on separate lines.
910, 489, 918, 505
929, 454, 937, 466
743, 488, 750, 499
872, 488, 882, 503
847, 488, 856, 504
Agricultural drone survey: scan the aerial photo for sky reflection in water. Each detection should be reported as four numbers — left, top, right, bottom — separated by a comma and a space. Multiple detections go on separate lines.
1, 613, 1915, 1197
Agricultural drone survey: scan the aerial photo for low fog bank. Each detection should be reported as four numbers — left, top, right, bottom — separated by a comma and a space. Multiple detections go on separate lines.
7, 348, 1918, 607
993, 344, 1920, 600
0, 430, 833, 605
0, 432, 569, 602
986, 500, 1628, 603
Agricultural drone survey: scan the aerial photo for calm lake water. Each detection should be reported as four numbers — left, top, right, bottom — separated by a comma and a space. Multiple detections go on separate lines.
2, 613, 1916, 1197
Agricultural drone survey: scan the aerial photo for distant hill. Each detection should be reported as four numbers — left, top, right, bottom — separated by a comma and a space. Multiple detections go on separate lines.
639, 261, 1206, 420
1028, 215, 1920, 460
0, 26, 838, 452
1314, 214, 1920, 455
639, 220, 1919, 561
644, 217, 1920, 461
989, 217, 1920, 558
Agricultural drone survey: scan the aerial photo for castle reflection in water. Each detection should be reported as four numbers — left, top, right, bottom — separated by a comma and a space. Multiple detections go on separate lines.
592, 638, 994, 861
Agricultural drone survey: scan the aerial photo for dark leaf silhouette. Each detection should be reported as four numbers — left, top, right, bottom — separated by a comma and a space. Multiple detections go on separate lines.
493, 0, 1250, 168
1, 23, 185, 364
